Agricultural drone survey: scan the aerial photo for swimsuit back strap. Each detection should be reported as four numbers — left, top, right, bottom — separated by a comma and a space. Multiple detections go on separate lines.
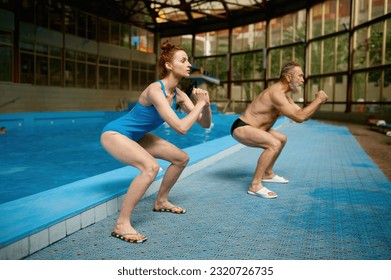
157, 80, 167, 97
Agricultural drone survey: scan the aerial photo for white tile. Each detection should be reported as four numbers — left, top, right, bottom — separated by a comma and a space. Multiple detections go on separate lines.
0, 238, 29, 260
81, 208, 95, 228
66, 215, 81, 235
117, 195, 125, 211
94, 203, 107, 222
49, 221, 66, 244
106, 199, 118, 216
29, 229, 49, 254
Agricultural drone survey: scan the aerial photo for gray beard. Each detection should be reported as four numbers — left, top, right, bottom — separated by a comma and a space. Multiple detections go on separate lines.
290, 81, 301, 93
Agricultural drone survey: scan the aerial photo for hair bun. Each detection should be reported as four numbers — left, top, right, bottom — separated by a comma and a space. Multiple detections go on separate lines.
161, 40, 175, 52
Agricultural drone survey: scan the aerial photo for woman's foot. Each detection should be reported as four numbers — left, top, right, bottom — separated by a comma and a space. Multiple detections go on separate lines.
153, 201, 186, 214
111, 224, 147, 243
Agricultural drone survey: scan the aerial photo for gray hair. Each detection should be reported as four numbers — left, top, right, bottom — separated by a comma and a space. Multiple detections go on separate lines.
279, 61, 302, 80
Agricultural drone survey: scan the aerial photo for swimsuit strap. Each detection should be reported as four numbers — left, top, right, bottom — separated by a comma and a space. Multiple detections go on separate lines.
157, 80, 177, 98
157, 80, 167, 97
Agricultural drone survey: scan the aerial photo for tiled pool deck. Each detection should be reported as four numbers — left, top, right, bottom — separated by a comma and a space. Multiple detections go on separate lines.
2, 119, 391, 260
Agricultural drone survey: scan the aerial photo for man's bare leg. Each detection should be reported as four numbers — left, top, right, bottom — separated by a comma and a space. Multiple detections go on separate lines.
263, 130, 287, 179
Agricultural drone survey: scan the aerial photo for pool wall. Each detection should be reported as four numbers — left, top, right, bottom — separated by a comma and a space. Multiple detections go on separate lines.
0, 110, 122, 132
0, 110, 246, 259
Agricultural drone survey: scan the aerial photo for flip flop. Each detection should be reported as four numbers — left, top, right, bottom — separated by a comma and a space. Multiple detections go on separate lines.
152, 206, 187, 214
111, 231, 147, 243
262, 175, 289, 183
247, 187, 278, 199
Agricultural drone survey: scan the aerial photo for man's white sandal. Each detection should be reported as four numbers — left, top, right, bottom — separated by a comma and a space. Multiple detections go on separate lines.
262, 175, 289, 184
247, 187, 278, 199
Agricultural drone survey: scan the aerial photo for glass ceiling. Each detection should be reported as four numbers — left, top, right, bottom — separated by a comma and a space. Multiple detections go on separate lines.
68, 0, 322, 37
149, 0, 265, 23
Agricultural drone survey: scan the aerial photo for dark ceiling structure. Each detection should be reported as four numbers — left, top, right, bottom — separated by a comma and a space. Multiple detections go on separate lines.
64, 0, 325, 37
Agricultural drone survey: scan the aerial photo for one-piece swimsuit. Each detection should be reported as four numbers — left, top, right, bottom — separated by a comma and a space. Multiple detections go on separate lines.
101, 80, 176, 141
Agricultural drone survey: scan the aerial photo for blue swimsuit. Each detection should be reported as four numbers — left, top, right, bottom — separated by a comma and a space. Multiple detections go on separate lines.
101, 80, 177, 141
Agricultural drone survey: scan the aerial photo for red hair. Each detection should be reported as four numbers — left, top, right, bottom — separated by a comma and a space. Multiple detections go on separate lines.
158, 40, 184, 79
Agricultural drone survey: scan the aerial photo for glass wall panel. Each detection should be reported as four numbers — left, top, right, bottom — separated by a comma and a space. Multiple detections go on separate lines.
206, 56, 228, 81
99, 19, 110, 43
232, 22, 266, 52
353, 72, 367, 101
308, 77, 321, 101
254, 22, 267, 50
368, 68, 382, 101
76, 63, 86, 87
65, 60, 75, 87
215, 30, 229, 55
120, 68, 129, 90
194, 30, 229, 56
194, 33, 206, 56
99, 56, 109, 89
338, 0, 351, 31
132, 26, 154, 53
20, 53, 34, 84
384, 68, 391, 102
387, 19, 391, 64
231, 81, 264, 102
121, 25, 131, 48
49, 56, 61, 86
372, 0, 386, 20
269, 18, 282, 47
270, 11, 305, 46
310, 40, 322, 74
336, 34, 349, 71
111, 22, 120, 45
77, 11, 87, 38
232, 25, 251, 52
282, 14, 294, 44
87, 64, 96, 88
356, 0, 369, 26
269, 48, 281, 78
353, 27, 368, 69
110, 68, 120, 89
48, 1, 62, 32
36, 56, 48, 85
310, 3, 323, 38
369, 22, 384, 67
0, 31, 12, 82
325, 1, 337, 35
335, 75, 348, 101
324, 37, 336, 73
64, 6, 76, 35
87, 54, 96, 88
87, 14, 97, 40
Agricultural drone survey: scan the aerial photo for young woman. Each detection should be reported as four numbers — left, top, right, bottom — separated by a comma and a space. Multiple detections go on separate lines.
101, 40, 211, 243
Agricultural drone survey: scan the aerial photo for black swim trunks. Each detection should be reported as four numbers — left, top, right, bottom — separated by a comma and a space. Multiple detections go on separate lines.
230, 118, 249, 136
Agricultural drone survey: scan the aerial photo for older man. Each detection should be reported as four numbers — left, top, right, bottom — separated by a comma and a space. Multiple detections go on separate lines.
231, 61, 328, 198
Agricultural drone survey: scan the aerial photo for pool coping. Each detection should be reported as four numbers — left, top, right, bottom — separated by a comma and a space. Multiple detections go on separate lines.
0, 135, 244, 259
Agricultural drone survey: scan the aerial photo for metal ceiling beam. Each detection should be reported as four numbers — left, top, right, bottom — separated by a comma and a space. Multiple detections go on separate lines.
63, 0, 326, 37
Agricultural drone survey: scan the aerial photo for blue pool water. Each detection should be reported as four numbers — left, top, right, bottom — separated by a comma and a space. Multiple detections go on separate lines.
0, 111, 239, 204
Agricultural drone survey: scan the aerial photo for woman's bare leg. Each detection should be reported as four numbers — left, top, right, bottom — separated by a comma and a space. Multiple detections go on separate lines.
101, 131, 160, 241
139, 134, 189, 213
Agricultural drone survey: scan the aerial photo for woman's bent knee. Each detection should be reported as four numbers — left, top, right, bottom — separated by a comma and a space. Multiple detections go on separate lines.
142, 161, 160, 181
174, 151, 190, 167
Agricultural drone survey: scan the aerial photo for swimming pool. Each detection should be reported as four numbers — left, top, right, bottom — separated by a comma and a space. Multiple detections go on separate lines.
0, 111, 240, 204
